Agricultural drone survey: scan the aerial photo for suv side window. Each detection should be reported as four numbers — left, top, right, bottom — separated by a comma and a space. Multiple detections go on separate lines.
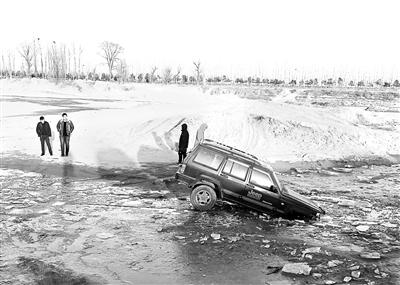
193, 148, 224, 170
222, 159, 249, 181
250, 168, 274, 189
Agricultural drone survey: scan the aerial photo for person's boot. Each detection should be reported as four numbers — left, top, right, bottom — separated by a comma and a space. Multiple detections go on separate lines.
41, 153, 45, 156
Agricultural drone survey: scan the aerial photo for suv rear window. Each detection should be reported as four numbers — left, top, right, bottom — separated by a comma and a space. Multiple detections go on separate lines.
250, 168, 274, 188
193, 148, 224, 170
223, 159, 249, 181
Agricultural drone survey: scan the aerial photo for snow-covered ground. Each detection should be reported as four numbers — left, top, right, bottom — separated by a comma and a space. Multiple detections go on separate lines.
1, 79, 399, 169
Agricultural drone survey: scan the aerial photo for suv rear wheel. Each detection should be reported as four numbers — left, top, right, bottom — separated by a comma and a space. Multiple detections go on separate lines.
190, 185, 217, 211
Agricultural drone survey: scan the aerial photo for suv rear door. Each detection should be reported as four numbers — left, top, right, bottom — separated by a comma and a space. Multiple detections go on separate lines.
219, 159, 250, 202
244, 167, 284, 213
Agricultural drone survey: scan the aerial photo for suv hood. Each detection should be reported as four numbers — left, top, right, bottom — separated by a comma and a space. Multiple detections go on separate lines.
281, 187, 324, 214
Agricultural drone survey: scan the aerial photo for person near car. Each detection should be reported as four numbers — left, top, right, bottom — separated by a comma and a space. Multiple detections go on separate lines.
36, 116, 53, 156
178, 123, 189, 164
194, 123, 208, 147
56, 113, 74, 156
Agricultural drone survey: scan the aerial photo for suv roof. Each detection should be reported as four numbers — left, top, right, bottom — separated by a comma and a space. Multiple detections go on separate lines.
202, 139, 260, 164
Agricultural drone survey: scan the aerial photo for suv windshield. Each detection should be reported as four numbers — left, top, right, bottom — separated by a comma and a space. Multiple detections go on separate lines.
250, 168, 274, 188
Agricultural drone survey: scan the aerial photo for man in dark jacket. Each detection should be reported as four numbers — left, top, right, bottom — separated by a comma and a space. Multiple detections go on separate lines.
36, 116, 53, 156
56, 113, 74, 156
178, 123, 189, 164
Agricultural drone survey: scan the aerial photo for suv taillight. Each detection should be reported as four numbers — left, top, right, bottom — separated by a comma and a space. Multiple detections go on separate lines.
178, 164, 186, 174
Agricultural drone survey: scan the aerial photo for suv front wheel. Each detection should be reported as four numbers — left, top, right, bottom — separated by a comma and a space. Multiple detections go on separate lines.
190, 185, 217, 211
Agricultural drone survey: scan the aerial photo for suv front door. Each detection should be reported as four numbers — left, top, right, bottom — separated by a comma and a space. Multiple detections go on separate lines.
244, 167, 284, 213
219, 159, 250, 203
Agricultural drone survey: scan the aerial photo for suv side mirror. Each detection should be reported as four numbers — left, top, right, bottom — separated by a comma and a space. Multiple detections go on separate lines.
269, 185, 278, 193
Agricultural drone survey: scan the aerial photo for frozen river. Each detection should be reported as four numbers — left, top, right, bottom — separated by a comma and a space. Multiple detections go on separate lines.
1, 159, 399, 284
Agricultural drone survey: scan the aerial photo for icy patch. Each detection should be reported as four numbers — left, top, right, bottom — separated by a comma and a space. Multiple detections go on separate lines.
0, 168, 23, 176
96, 233, 115, 239
20, 172, 42, 178
122, 200, 142, 207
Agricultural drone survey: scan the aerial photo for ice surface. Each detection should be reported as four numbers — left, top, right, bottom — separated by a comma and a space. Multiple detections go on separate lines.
1, 79, 399, 168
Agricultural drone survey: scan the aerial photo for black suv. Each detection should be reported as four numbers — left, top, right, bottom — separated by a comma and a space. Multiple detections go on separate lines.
175, 139, 325, 219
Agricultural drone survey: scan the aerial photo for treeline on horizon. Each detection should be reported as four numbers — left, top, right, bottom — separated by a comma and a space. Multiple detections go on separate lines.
1, 39, 399, 88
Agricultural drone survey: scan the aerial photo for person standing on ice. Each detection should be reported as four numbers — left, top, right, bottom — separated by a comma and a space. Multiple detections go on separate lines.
194, 123, 208, 147
36, 116, 53, 156
178, 123, 189, 164
56, 113, 74, 157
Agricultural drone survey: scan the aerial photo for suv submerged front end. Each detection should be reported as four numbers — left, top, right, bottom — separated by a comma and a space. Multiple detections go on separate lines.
279, 186, 325, 218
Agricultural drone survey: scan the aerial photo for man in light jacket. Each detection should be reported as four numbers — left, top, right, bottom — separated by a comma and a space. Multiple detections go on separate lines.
56, 113, 74, 156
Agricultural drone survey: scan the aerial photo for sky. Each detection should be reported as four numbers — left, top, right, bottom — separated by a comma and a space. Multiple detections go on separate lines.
1, 0, 399, 80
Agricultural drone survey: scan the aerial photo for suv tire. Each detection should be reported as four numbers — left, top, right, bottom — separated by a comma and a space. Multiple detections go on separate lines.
190, 185, 217, 211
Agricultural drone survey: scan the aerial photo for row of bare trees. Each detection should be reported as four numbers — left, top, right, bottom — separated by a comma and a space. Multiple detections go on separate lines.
98, 41, 204, 84
1, 39, 398, 87
0, 39, 204, 84
1, 39, 84, 80
216, 76, 400, 88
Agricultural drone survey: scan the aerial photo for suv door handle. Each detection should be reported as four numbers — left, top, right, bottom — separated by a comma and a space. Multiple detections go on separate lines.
220, 173, 228, 178
247, 184, 254, 188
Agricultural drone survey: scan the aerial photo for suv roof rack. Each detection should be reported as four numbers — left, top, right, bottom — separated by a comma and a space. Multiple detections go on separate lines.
203, 139, 259, 161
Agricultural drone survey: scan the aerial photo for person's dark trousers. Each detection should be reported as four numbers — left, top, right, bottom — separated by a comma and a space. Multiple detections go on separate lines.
40, 136, 53, 155
60, 136, 71, 156
178, 148, 187, 163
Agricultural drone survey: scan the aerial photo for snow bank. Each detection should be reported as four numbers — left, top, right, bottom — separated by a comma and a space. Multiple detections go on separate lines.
1, 79, 399, 169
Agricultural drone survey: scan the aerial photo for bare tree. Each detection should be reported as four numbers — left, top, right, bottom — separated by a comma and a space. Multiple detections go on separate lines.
162, 67, 172, 84
0, 54, 4, 75
116, 59, 128, 82
10, 52, 15, 74
59, 44, 67, 78
8, 51, 15, 77
78, 46, 83, 75
44, 52, 48, 76
73, 43, 77, 77
19, 43, 34, 75
33, 38, 38, 75
48, 43, 56, 78
67, 48, 71, 75
193, 60, 202, 84
172, 66, 181, 83
47, 41, 64, 80
37, 38, 43, 75
150, 66, 158, 82
100, 41, 124, 78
